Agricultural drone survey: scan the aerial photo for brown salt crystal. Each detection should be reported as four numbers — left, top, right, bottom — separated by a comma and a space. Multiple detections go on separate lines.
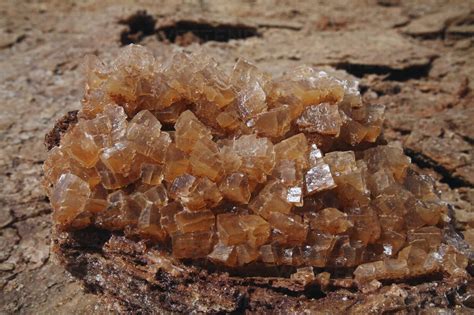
406, 226, 442, 252
340, 120, 368, 146
231, 59, 270, 119
160, 201, 182, 235
254, 105, 292, 138
239, 214, 270, 248
366, 169, 396, 197
61, 124, 101, 168
268, 212, 308, 245
232, 134, 275, 183
171, 230, 214, 259
249, 180, 292, 219
136, 198, 166, 241
236, 243, 260, 265
363, 145, 410, 181
378, 230, 406, 257
290, 267, 316, 286
286, 186, 303, 206
170, 175, 221, 210
175, 110, 212, 153
44, 46, 467, 278
272, 160, 298, 185
189, 138, 224, 181
163, 143, 190, 182
439, 245, 469, 278
43, 147, 101, 193
100, 142, 136, 175
140, 163, 164, 185
347, 206, 381, 245
308, 144, 323, 166
274, 133, 309, 169
259, 244, 277, 264
219, 172, 251, 204
95, 190, 135, 230
169, 173, 196, 201
315, 271, 331, 288
216, 110, 241, 131
83, 197, 107, 214
208, 243, 238, 266
175, 209, 215, 233
217, 213, 247, 246
127, 110, 161, 142
304, 232, 337, 267
152, 101, 187, 125
304, 163, 336, 195
323, 151, 357, 177
143, 185, 168, 206
329, 236, 365, 267
296, 103, 342, 135
51, 173, 91, 226
310, 208, 353, 235
277, 67, 345, 108
127, 110, 171, 162
95, 161, 132, 189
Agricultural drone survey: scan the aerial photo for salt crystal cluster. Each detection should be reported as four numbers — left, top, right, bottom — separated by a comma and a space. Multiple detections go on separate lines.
43, 45, 467, 283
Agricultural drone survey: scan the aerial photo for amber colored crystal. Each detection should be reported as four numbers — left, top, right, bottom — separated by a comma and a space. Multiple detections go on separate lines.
216, 213, 247, 245
218, 172, 251, 204
44, 45, 466, 280
268, 212, 308, 245
208, 243, 238, 266
310, 208, 353, 234
249, 180, 292, 219
304, 163, 336, 195
296, 103, 342, 135
51, 173, 91, 226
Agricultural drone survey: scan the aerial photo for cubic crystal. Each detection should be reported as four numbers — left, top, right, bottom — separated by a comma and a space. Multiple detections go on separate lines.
43, 45, 465, 280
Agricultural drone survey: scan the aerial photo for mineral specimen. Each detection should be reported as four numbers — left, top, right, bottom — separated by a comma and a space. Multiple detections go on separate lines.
44, 45, 467, 285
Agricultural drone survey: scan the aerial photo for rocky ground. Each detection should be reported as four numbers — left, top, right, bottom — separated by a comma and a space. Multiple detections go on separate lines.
0, 0, 473, 313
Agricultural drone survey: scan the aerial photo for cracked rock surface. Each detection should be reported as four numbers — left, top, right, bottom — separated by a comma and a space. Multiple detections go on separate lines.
0, 0, 473, 313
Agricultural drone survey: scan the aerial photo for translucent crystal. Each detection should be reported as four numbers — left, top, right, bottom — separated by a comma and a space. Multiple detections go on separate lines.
232, 134, 275, 183
231, 59, 270, 119
219, 172, 251, 204
126, 110, 171, 162
51, 173, 91, 227
274, 133, 309, 169
175, 110, 212, 153
136, 198, 166, 241
189, 138, 224, 181
308, 144, 323, 166
268, 212, 308, 245
296, 103, 342, 135
310, 208, 353, 234
43, 46, 465, 277
208, 243, 238, 266
169, 174, 221, 210
172, 230, 214, 258
140, 163, 164, 185
175, 209, 215, 233
163, 143, 190, 182
287, 186, 303, 206
100, 142, 136, 175
305, 163, 336, 195
249, 180, 292, 219
217, 213, 248, 245
254, 105, 291, 138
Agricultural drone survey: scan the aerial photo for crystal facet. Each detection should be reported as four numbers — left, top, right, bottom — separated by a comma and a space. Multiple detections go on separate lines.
44, 45, 463, 281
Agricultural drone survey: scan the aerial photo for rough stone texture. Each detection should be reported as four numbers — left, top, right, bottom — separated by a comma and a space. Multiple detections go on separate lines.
0, 0, 473, 313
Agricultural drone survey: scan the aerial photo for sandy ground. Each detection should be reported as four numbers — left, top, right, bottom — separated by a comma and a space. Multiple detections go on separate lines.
0, 0, 473, 313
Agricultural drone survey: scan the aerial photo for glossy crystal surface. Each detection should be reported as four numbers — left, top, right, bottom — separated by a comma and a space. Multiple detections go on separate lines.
44, 45, 463, 283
